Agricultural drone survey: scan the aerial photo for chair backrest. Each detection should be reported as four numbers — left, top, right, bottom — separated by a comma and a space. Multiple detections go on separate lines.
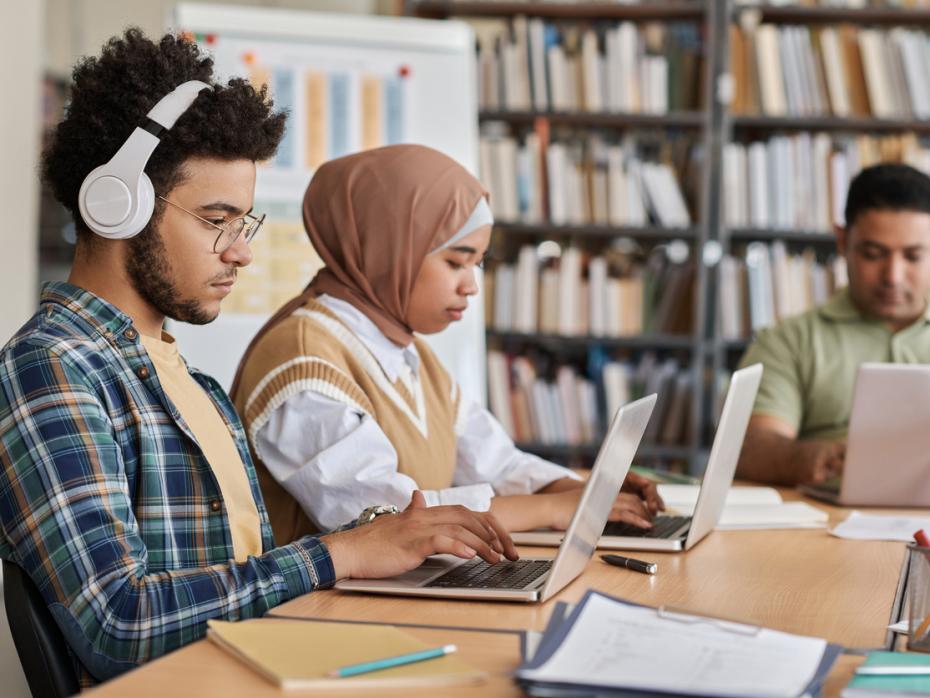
2, 559, 79, 698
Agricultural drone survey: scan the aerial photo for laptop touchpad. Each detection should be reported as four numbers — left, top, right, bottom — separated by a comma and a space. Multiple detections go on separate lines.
399, 554, 461, 586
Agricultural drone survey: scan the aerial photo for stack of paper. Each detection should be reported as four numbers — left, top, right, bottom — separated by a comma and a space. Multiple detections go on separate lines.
517, 590, 840, 698
207, 618, 486, 690
831, 512, 930, 542
658, 484, 829, 530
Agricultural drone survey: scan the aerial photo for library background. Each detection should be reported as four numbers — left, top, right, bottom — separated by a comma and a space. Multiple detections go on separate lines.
419, 0, 930, 475
15, 0, 930, 482
4, 0, 930, 694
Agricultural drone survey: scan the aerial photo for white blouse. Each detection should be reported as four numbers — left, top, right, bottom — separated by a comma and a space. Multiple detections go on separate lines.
254, 294, 579, 530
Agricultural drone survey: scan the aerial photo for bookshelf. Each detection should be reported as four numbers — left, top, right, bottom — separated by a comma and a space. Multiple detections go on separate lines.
410, 0, 930, 474
710, 0, 930, 416
492, 221, 701, 241
408, 0, 723, 472
486, 330, 698, 352
412, 2, 707, 21
731, 5, 930, 24
479, 110, 706, 128
731, 115, 930, 133
727, 228, 835, 245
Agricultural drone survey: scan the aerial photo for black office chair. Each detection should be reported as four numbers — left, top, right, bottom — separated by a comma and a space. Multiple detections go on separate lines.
2, 559, 79, 698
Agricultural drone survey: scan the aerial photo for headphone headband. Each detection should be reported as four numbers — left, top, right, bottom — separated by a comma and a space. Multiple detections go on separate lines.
78, 80, 210, 240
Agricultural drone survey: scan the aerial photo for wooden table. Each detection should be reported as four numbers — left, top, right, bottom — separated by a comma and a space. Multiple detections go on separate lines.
88, 494, 920, 697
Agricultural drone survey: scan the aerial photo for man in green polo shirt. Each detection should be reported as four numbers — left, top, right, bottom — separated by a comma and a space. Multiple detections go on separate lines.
736, 163, 930, 486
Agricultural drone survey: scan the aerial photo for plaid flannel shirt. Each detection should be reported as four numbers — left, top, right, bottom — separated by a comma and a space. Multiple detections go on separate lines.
0, 282, 336, 684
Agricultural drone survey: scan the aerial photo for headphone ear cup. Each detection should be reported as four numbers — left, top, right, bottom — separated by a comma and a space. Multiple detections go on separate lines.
77, 168, 153, 240
78, 165, 133, 239
123, 173, 156, 238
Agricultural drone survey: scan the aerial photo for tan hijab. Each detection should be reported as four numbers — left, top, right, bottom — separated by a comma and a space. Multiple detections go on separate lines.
231, 144, 487, 396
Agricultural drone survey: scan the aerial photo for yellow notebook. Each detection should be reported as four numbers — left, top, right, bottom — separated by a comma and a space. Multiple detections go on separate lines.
206, 618, 487, 690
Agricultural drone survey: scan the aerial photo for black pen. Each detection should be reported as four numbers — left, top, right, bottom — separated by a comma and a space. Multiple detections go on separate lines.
601, 553, 657, 575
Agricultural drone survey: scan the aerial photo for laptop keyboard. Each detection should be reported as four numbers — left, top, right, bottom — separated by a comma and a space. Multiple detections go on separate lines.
425, 558, 552, 590
603, 515, 691, 539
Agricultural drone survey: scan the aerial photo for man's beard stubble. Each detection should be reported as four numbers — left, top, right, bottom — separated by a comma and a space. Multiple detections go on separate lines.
126, 225, 220, 326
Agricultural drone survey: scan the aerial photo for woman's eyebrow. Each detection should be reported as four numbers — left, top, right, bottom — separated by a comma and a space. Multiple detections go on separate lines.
448, 245, 479, 255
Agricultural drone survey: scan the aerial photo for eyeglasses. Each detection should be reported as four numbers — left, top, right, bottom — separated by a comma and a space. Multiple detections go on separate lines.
157, 195, 265, 254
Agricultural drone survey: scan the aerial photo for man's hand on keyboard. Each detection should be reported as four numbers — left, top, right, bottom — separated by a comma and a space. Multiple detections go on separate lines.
322, 491, 519, 580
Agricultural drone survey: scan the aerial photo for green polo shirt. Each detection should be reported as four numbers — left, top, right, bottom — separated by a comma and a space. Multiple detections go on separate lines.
738, 288, 930, 441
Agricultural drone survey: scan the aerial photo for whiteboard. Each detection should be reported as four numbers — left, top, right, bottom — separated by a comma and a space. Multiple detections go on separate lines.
167, 4, 486, 405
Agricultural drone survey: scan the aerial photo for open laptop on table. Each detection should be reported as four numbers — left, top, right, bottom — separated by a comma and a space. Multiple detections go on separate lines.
800, 363, 930, 507
335, 394, 656, 603
512, 363, 763, 552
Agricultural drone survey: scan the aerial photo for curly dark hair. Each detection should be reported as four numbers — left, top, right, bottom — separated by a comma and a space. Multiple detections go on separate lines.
42, 28, 287, 239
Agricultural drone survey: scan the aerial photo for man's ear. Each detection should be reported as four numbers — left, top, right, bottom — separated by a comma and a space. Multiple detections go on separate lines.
834, 223, 848, 256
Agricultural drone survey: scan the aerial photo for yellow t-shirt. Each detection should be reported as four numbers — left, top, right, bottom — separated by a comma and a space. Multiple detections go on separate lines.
142, 332, 263, 562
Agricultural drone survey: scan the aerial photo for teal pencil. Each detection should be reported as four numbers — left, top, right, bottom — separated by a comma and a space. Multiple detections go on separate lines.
328, 644, 457, 678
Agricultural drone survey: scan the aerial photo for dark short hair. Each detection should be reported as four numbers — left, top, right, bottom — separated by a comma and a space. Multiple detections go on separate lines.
844, 163, 930, 228
42, 28, 286, 239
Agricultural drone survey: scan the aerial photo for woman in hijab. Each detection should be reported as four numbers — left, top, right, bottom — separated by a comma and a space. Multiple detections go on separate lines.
232, 144, 662, 545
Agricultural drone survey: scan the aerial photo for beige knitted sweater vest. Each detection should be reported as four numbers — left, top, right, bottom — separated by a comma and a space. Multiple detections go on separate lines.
233, 298, 461, 544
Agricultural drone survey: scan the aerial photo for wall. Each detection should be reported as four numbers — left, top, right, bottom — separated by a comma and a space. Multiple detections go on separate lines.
0, 4, 43, 697
1, 1, 43, 342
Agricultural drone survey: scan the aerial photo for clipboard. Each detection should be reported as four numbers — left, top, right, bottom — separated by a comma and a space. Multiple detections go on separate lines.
656, 606, 762, 637
516, 589, 842, 698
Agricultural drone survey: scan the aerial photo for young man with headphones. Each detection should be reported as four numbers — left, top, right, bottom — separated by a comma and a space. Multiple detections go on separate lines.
0, 30, 515, 686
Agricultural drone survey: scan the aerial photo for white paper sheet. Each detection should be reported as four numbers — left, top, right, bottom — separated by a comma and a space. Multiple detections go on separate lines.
658, 485, 826, 529
519, 593, 828, 698
830, 511, 930, 541
717, 502, 828, 530
658, 485, 783, 514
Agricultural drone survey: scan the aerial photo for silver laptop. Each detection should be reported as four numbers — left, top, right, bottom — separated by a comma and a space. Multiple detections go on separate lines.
512, 363, 763, 552
800, 363, 930, 507
335, 394, 656, 602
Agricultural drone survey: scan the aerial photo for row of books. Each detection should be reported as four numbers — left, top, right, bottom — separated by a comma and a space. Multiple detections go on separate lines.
480, 130, 695, 226
735, 0, 930, 6
486, 350, 692, 448
475, 17, 703, 114
718, 241, 848, 339
731, 23, 930, 118
486, 244, 693, 336
722, 132, 930, 230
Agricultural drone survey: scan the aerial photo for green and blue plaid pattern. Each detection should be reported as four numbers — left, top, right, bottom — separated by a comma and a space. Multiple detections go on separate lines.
0, 282, 335, 684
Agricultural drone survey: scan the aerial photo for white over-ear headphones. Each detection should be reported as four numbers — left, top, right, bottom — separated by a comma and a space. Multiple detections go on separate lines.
78, 80, 210, 240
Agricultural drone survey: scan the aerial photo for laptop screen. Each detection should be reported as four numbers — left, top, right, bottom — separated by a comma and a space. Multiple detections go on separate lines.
685, 364, 763, 548
539, 394, 657, 598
